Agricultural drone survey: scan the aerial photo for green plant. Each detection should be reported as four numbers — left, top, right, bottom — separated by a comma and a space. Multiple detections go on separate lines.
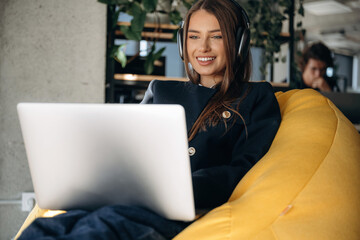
100, 0, 304, 79
98, 0, 193, 75
243, 0, 305, 79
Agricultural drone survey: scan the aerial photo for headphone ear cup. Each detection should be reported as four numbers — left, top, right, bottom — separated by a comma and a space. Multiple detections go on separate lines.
177, 27, 184, 60
237, 28, 250, 63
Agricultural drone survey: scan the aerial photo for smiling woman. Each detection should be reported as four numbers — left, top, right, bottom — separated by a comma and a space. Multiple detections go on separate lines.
17, 1, 281, 240
178, 0, 253, 142
186, 10, 226, 88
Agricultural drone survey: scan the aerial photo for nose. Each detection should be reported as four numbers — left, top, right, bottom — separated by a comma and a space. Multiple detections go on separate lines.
199, 38, 210, 52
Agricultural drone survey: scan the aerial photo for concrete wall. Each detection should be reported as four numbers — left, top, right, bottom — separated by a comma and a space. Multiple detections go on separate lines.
0, 0, 106, 239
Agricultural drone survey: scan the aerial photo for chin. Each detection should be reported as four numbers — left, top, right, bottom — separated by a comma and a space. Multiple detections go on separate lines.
193, 68, 217, 76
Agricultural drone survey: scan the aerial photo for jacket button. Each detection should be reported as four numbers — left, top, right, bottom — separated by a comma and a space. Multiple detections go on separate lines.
188, 147, 196, 156
222, 110, 231, 119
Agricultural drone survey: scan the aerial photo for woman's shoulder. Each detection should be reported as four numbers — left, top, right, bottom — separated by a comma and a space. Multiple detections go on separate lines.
231, 81, 278, 111
144, 80, 189, 97
237, 81, 275, 101
150, 79, 217, 95
150, 79, 189, 89
247, 81, 274, 92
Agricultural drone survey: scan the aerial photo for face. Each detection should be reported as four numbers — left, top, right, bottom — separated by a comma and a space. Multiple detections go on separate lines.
302, 58, 327, 87
186, 10, 226, 86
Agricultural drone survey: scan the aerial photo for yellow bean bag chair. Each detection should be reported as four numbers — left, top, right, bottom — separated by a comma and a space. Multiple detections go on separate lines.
16, 89, 360, 240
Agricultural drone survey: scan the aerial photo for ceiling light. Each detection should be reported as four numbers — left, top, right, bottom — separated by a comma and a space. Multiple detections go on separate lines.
303, 0, 352, 15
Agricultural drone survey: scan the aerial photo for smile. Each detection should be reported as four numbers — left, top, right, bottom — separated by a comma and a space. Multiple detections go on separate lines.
197, 57, 216, 62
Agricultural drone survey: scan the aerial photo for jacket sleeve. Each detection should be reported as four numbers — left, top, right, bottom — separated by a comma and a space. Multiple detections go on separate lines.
192, 84, 281, 209
140, 80, 155, 104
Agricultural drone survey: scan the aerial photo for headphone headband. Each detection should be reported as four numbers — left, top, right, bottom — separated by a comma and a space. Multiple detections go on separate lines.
228, 0, 250, 29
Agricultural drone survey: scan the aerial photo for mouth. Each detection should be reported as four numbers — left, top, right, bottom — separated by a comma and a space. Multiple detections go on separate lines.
197, 57, 216, 61
196, 56, 216, 65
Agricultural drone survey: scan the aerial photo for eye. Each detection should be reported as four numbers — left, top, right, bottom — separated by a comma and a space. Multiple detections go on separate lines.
212, 35, 222, 39
188, 35, 199, 39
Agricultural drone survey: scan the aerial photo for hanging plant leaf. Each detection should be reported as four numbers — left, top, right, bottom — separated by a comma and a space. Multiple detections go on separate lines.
144, 46, 166, 75
169, 10, 182, 25
143, 0, 158, 13
120, 25, 142, 40
130, 12, 146, 33
181, 0, 195, 9
111, 9, 121, 30
301, 29, 306, 37
128, 2, 147, 37
153, 46, 166, 60
113, 44, 127, 68
119, 2, 147, 41
127, 2, 143, 17
298, 5, 305, 16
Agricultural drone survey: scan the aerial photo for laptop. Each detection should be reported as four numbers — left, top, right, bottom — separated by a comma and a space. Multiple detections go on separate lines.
17, 103, 195, 221
321, 92, 360, 124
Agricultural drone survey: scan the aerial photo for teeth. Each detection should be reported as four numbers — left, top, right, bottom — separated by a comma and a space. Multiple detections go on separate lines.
197, 57, 215, 61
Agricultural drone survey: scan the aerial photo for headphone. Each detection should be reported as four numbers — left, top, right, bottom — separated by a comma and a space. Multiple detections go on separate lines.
177, 0, 250, 63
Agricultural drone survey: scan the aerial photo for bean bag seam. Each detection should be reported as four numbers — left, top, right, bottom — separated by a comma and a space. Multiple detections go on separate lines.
255, 95, 339, 239
270, 225, 280, 240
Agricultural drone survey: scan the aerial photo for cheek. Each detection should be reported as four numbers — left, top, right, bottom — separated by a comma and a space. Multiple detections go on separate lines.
186, 44, 198, 65
303, 67, 312, 76
186, 44, 192, 56
217, 46, 226, 64
310, 70, 318, 76
186, 40, 196, 53
215, 44, 226, 60
302, 68, 311, 81
186, 45, 194, 61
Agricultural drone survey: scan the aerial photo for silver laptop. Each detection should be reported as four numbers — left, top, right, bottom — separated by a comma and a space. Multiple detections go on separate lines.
17, 103, 195, 221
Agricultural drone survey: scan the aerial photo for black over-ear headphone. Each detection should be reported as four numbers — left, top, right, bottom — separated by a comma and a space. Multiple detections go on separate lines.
177, 0, 250, 63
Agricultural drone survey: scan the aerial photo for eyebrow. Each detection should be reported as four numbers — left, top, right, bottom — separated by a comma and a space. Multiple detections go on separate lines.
188, 29, 221, 33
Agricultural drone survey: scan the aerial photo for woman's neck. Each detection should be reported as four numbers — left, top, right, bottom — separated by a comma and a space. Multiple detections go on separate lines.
200, 75, 223, 88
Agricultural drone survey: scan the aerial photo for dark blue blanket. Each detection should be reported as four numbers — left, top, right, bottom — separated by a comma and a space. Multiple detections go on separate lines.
19, 205, 190, 240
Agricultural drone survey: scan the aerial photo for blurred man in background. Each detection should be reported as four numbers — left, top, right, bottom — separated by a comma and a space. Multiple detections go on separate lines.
299, 42, 339, 92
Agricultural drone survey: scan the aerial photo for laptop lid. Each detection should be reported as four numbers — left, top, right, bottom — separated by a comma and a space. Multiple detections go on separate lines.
17, 103, 195, 221
321, 92, 360, 124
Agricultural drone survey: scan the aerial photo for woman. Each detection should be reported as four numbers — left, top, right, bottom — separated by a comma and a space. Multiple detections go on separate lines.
141, 0, 281, 209
19, 0, 280, 239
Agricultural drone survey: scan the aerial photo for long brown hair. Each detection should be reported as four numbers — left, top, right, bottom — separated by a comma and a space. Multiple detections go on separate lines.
183, 0, 252, 141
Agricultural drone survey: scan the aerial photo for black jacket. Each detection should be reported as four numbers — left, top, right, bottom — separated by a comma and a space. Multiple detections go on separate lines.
141, 80, 281, 209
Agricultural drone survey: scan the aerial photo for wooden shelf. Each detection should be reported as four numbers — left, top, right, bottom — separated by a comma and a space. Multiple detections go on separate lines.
115, 30, 174, 40
116, 22, 178, 41
114, 74, 290, 88
114, 74, 187, 82
269, 82, 289, 88
117, 22, 179, 30
260, 32, 290, 38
